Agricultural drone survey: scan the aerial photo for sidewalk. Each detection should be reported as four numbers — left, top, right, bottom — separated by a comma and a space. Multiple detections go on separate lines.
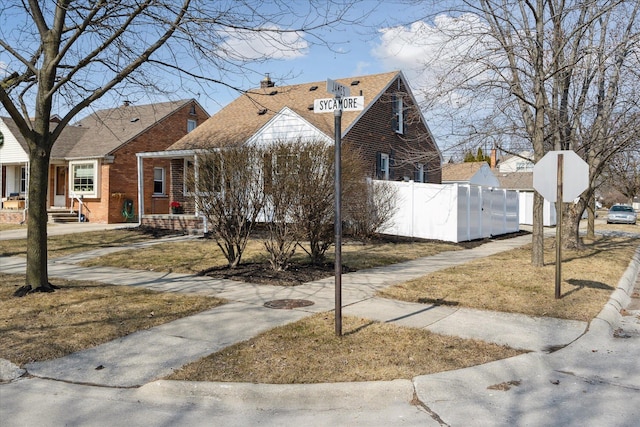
1, 230, 639, 426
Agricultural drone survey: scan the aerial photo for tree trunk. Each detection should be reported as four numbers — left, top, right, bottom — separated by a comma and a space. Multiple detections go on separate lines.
25, 148, 52, 291
562, 201, 585, 250
531, 191, 545, 267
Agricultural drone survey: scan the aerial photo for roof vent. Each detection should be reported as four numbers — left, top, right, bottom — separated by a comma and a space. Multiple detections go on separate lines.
309, 85, 318, 91
130, 117, 139, 122
269, 90, 278, 96
350, 80, 360, 86
257, 108, 267, 115
307, 104, 314, 110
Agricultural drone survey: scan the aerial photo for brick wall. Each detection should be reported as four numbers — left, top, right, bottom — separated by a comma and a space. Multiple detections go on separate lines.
87, 101, 208, 223
0, 210, 26, 224
343, 77, 441, 184
140, 214, 204, 234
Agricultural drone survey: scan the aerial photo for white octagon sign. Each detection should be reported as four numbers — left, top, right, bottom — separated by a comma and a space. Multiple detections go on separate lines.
533, 150, 589, 202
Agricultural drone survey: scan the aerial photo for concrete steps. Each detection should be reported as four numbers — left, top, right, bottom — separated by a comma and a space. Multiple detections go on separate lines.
48, 209, 82, 223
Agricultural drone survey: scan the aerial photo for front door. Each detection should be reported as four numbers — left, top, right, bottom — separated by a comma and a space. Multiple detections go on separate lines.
54, 166, 67, 207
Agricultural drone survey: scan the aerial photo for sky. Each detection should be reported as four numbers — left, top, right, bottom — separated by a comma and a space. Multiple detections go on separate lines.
0, 1, 471, 153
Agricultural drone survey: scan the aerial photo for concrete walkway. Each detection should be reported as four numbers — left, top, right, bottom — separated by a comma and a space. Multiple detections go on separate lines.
1, 229, 639, 426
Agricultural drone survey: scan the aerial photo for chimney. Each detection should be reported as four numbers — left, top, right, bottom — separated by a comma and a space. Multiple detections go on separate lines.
260, 73, 275, 88
490, 148, 497, 169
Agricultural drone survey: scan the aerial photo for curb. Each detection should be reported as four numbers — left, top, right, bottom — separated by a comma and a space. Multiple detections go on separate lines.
589, 245, 640, 336
135, 379, 416, 409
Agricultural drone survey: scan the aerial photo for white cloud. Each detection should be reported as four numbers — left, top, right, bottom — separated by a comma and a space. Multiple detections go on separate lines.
219, 26, 309, 61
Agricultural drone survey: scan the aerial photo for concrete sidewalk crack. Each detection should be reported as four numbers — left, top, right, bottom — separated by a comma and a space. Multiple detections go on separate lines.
410, 389, 450, 426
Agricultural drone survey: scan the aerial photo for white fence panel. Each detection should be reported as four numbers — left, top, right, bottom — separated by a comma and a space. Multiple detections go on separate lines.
379, 181, 520, 243
518, 191, 556, 226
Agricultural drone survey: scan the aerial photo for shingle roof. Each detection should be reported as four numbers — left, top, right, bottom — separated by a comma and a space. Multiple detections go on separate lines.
168, 71, 400, 150
441, 162, 486, 182
2, 99, 194, 159
67, 99, 193, 157
494, 171, 534, 190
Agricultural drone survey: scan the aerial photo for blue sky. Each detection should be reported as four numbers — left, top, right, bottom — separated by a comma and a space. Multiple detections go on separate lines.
1, 1, 470, 151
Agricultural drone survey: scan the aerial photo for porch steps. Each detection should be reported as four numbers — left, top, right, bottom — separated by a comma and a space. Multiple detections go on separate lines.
48, 209, 81, 224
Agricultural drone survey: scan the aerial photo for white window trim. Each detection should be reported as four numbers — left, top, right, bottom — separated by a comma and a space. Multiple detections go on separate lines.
153, 167, 166, 195
394, 95, 404, 135
187, 119, 197, 133
69, 159, 100, 198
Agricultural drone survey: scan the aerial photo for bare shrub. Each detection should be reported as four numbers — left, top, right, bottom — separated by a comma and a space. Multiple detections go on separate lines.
344, 179, 398, 241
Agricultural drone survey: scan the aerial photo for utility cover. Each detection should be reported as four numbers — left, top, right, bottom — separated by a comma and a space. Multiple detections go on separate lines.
533, 150, 589, 202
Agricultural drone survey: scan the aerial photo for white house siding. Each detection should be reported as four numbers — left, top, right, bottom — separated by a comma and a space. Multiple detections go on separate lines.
471, 164, 501, 187
246, 107, 332, 147
498, 151, 534, 173
0, 119, 29, 163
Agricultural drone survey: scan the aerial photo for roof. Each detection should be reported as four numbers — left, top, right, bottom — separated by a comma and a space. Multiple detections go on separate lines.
169, 71, 401, 150
441, 162, 487, 182
67, 99, 194, 157
2, 99, 195, 159
494, 171, 534, 190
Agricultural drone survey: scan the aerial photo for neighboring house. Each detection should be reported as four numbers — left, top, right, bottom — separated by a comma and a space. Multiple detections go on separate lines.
138, 71, 442, 232
498, 151, 534, 173
0, 99, 208, 224
441, 162, 500, 187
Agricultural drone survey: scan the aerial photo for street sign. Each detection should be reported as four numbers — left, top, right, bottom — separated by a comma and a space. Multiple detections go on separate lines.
313, 96, 364, 113
533, 150, 589, 202
326, 78, 350, 97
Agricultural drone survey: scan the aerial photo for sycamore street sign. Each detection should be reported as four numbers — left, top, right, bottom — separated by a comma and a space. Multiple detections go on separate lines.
313, 96, 365, 113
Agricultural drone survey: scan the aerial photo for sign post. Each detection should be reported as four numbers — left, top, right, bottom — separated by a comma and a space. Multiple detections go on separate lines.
533, 150, 589, 299
315, 79, 364, 336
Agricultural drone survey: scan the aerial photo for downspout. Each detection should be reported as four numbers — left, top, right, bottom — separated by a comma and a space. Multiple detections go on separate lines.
136, 154, 143, 225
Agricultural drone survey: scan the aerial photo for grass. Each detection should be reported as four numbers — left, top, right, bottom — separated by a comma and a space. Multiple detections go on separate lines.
167, 313, 524, 384
79, 237, 463, 274
0, 223, 25, 232
0, 228, 161, 259
0, 273, 224, 366
378, 235, 639, 322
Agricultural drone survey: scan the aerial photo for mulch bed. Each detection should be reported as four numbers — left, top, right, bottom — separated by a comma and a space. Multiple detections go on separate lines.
199, 262, 353, 286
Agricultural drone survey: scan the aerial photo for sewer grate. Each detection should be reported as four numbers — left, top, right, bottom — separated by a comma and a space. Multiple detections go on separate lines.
264, 299, 315, 309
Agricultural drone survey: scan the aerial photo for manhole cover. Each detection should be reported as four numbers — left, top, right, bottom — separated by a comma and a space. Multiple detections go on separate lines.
264, 299, 314, 309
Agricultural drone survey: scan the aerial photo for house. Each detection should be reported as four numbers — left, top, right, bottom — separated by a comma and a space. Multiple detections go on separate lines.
441, 162, 500, 187
497, 151, 534, 173
0, 99, 209, 224
138, 71, 442, 232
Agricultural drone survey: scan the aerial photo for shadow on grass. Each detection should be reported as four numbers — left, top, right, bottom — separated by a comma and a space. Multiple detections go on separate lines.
562, 278, 615, 298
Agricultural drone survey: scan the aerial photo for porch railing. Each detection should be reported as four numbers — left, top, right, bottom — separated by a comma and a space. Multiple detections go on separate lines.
69, 192, 85, 222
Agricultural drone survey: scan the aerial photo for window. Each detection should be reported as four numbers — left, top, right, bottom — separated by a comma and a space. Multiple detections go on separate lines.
274, 153, 299, 176
392, 94, 405, 134
377, 153, 390, 180
19, 166, 27, 193
187, 119, 197, 133
153, 167, 165, 195
70, 160, 99, 197
415, 163, 425, 183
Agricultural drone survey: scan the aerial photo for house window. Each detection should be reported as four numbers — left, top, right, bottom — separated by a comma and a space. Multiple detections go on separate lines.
19, 166, 27, 193
274, 153, 299, 176
187, 119, 197, 133
377, 153, 390, 180
153, 167, 165, 195
415, 163, 425, 183
70, 160, 99, 197
189, 104, 196, 115
392, 93, 404, 134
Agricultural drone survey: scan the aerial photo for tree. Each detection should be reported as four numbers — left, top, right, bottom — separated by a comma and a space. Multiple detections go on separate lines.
604, 149, 640, 205
191, 146, 266, 269
406, 0, 640, 264
0, 1, 363, 293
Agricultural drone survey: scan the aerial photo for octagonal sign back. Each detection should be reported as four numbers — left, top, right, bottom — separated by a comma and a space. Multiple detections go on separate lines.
533, 150, 589, 202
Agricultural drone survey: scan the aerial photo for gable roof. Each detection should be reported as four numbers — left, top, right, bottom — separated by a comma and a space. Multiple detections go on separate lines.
2, 99, 197, 159
441, 162, 488, 182
67, 99, 195, 158
168, 71, 401, 150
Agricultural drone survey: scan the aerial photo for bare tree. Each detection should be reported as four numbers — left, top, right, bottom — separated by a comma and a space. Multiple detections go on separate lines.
344, 179, 398, 241
604, 149, 640, 205
0, 1, 364, 293
405, 0, 640, 264
192, 146, 265, 268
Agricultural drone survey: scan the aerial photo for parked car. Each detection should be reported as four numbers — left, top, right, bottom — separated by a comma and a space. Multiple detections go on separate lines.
606, 205, 637, 224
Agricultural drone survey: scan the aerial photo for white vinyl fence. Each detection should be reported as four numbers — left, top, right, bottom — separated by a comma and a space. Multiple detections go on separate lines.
518, 191, 557, 226
378, 181, 520, 243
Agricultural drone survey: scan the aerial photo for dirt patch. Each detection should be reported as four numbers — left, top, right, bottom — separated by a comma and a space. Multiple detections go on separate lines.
199, 262, 353, 286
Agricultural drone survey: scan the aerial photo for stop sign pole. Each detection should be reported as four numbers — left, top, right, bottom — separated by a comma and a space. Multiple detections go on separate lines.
555, 154, 564, 299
